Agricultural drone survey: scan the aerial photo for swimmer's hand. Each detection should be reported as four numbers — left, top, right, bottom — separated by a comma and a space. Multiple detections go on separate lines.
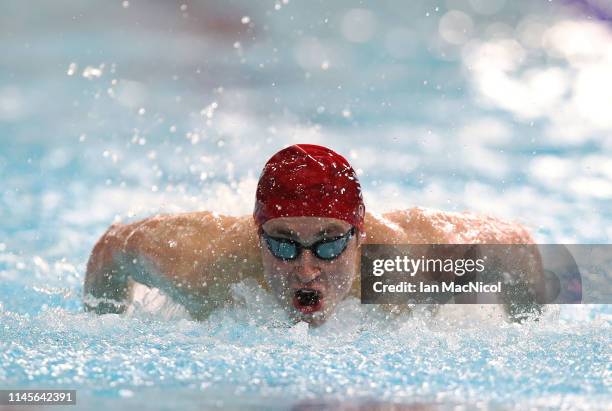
83, 222, 130, 314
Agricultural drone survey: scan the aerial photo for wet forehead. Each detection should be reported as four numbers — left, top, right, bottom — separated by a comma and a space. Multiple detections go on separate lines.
262, 217, 351, 240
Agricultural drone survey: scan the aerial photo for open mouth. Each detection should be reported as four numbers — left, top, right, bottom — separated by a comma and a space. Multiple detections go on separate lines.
292, 288, 323, 314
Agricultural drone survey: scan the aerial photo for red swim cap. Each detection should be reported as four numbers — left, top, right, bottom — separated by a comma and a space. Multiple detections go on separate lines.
254, 144, 365, 231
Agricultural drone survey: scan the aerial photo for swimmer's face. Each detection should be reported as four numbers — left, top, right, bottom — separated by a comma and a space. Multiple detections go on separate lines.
259, 216, 364, 326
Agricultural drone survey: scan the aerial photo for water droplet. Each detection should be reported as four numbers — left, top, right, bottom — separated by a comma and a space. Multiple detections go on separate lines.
82, 66, 102, 79
119, 389, 133, 398
241, 16, 250, 24
66, 62, 77, 76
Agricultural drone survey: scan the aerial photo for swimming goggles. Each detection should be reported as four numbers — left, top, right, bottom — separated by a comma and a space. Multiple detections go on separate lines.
262, 227, 355, 261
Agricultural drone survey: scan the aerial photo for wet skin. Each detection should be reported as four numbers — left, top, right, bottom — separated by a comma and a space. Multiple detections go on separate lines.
83, 207, 544, 323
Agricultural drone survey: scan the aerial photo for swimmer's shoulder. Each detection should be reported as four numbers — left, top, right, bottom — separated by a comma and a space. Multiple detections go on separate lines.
363, 208, 444, 244
418, 207, 534, 244
89, 211, 260, 275
101, 211, 246, 247
367, 207, 534, 244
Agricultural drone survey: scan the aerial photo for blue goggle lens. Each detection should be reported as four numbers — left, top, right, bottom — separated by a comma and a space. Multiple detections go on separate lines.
263, 227, 354, 261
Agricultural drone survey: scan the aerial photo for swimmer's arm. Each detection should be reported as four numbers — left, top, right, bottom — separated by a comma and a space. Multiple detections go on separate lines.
83, 212, 263, 319
83, 215, 221, 318
369, 208, 546, 315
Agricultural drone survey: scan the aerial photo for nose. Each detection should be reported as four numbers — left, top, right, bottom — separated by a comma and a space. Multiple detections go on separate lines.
294, 249, 321, 283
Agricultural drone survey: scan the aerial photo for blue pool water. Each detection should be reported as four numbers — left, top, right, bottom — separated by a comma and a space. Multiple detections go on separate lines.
1, 0, 611, 409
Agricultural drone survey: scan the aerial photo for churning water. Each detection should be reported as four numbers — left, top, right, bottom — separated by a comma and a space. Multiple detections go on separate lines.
1, 1, 611, 409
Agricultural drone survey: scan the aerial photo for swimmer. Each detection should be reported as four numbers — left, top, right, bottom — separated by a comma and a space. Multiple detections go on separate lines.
84, 144, 544, 324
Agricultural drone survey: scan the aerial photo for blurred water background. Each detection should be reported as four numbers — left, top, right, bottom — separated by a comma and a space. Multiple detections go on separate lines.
1, 0, 611, 410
